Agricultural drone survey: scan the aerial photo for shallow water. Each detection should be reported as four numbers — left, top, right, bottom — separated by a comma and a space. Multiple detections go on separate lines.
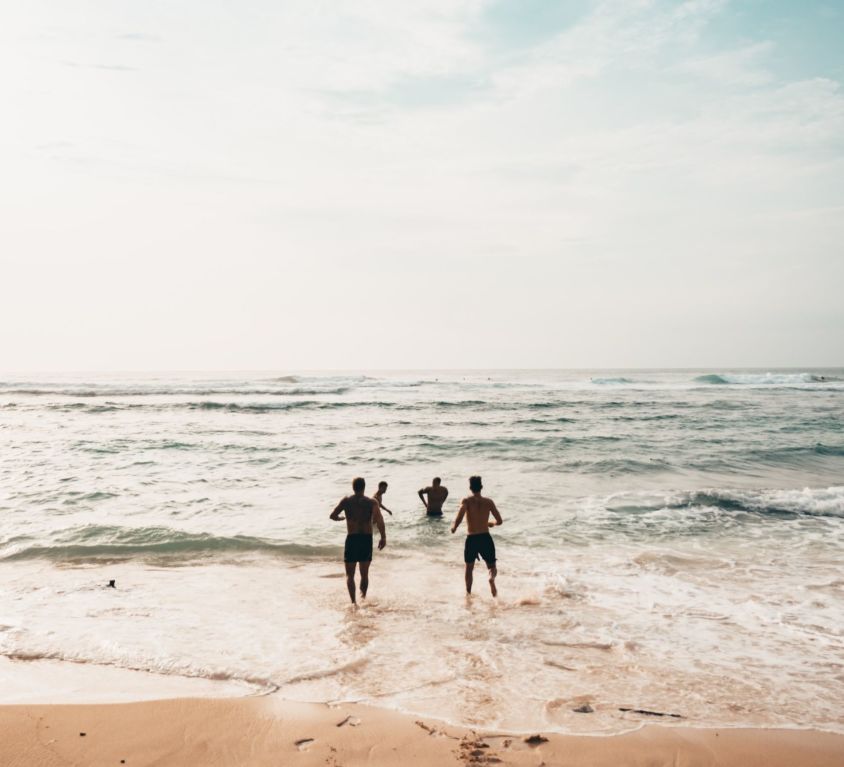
0, 370, 842, 732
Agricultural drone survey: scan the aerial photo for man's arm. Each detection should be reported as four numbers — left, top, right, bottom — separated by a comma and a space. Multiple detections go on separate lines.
442, 487, 449, 502
489, 500, 503, 528
450, 499, 467, 534
378, 500, 393, 516
373, 500, 387, 549
418, 488, 428, 510
330, 498, 345, 521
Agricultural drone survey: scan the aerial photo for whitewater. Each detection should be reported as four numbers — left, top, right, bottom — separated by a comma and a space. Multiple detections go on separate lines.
0, 369, 842, 734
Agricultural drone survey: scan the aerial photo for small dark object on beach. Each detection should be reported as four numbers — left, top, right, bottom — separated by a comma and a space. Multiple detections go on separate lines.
523, 734, 548, 745
573, 704, 594, 713
107, 580, 116, 588
619, 707, 683, 718
79, 732, 86, 737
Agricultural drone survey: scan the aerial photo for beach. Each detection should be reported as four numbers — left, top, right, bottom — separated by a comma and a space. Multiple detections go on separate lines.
1, 370, 843, 763
3, 696, 844, 767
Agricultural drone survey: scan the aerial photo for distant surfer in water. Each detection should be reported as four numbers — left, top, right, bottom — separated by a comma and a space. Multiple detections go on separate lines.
330, 477, 386, 604
418, 477, 448, 516
451, 476, 502, 597
373, 480, 393, 515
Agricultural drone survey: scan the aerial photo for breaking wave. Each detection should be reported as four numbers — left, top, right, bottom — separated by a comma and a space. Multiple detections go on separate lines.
693, 372, 833, 386
0, 526, 340, 563
605, 486, 844, 520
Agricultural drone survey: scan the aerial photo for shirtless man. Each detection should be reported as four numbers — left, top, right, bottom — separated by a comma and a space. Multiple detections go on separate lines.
418, 477, 448, 516
373, 481, 393, 516
330, 477, 386, 604
451, 476, 502, 597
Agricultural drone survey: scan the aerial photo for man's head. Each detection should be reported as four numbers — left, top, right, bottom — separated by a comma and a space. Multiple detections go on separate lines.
378, 481, 388, 492
352, 477, 366, 494
469, 476, 482, 493
433, 477, 441, 487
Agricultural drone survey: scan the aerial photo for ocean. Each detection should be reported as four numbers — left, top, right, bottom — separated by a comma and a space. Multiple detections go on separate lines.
1, 370, 842, 734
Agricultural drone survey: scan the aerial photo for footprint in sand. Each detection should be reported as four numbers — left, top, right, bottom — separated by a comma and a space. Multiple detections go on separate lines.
295, 738, 315, 751
458, 734, 503, 764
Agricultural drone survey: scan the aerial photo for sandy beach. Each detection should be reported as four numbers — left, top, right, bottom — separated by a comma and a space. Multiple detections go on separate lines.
2, 695, 843, 767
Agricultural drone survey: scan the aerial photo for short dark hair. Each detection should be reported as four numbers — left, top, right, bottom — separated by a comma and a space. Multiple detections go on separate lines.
433, 477, 441, 485
352, 477, 365, 493
378, 481, 388, 489
469, 476, 482, 493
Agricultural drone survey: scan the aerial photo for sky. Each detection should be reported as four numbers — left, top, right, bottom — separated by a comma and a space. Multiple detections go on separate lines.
1, 0, 843, 370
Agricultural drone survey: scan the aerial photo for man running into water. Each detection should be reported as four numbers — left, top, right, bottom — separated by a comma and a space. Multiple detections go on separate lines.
373, 481, 393, 516
330, 477, 386, 604
418, 477, 448, 516
451, 476, 502, 597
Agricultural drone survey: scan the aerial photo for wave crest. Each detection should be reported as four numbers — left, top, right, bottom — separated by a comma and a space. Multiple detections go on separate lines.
694, 372, 832, 386
0, 526, 340, 563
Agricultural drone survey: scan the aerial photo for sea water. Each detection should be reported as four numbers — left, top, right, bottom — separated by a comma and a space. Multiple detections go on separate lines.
0, 370, 842, 733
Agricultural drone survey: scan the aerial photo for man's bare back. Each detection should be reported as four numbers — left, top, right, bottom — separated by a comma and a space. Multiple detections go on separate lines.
458, 494, 501, 534
335, 493, 380, 534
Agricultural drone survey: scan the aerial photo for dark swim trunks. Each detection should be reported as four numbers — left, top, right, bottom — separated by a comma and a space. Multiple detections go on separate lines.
427, 510, 443, 517
464, 532, 496, 566
344, 533, 373, 563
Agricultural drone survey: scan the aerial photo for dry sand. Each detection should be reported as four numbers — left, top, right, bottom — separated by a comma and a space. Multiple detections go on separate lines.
1, 696, 842, 767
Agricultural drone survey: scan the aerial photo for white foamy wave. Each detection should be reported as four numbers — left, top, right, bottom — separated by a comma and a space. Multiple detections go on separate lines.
0, 646, 278, 693
599, 486, 844, 523
710, 486, 844, 517
694, 372, 836, 386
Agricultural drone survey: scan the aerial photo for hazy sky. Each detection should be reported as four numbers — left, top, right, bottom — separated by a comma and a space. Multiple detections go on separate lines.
2, 0, 843, 370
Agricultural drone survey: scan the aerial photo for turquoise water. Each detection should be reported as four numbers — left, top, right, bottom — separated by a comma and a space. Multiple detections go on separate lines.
0, 370, 842, 732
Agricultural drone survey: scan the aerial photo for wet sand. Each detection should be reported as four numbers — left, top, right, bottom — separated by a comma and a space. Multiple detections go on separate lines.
2, 696, 842, 767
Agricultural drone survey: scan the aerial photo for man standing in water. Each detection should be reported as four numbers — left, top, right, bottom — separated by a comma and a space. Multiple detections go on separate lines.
418, 477, 448, 516
330, 477, 386, 604
373, 480, 393, 516
451, 476, 502, 597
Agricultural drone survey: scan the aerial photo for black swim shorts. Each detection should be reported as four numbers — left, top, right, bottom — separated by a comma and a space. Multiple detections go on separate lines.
344, 533, 373, 563
464, 532, 496, 566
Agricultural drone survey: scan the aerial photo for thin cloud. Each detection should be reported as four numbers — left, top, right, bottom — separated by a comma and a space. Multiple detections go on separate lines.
92, 63, 136, 72
117, 32, 161, 42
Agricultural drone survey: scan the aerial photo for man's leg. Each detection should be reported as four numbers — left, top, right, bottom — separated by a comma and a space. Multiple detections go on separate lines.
359, 561, 371, 599
487, 564, 497, 598
464, 561, 474, 594
345, 561, 357, 604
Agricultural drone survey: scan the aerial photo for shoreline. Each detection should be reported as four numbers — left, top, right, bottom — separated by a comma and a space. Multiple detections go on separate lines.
2, 695, 843, 767
4, 655, 843, 739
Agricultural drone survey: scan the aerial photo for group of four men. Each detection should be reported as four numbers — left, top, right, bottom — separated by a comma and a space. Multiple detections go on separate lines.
329, 476, 503, 604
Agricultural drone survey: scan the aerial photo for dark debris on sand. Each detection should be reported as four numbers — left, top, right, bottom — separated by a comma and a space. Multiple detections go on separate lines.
619, 707, 683, 718
523, 734, 548, 745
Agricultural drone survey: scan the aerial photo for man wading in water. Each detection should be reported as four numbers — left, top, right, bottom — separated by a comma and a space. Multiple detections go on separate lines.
330, 477, 386, 604
418, 477, 448, 516
451, 476, 502, 597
